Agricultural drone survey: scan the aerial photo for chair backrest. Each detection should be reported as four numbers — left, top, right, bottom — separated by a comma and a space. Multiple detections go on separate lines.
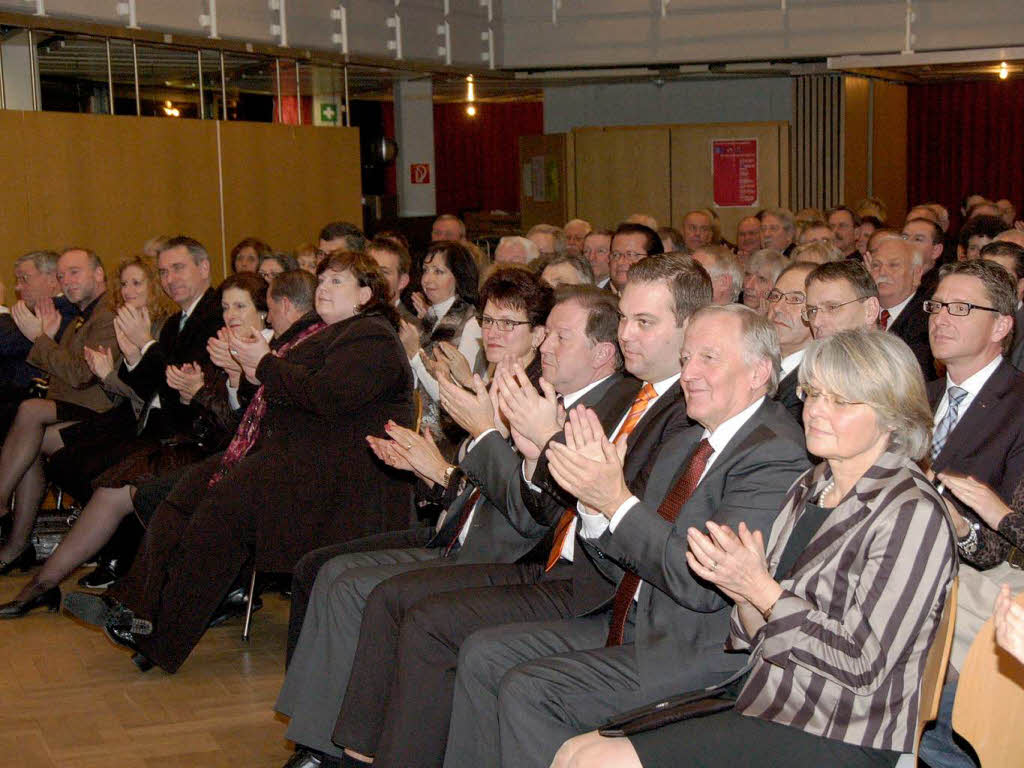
952, 588, 1024, 768
914, 576, 958, 757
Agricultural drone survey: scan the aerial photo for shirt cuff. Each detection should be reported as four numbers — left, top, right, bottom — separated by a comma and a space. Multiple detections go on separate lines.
227, 383, 241, 411
125, 340, 157, 371
608, 495, 641, 533
521, 461, 542, 492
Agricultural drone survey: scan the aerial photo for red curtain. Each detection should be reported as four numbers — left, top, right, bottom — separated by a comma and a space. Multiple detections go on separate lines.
273, 95, 314, 125
907, 80, 1024, 232
433, 100, 543, 215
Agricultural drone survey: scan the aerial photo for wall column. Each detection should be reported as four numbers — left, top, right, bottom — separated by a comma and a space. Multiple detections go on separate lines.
1, 30, 39, 110
394, 77, 436, 217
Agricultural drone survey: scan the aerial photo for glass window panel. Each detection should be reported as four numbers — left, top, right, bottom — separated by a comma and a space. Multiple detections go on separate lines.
36, 32, 111, 114
134, 43, 201, 119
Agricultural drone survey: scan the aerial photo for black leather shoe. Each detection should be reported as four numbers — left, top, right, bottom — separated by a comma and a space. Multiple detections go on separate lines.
102, 622, 154, 671
77, 563, 119, 590
207, 586, 262, 629
0, 582, 60, 618
0, 545, 35, 576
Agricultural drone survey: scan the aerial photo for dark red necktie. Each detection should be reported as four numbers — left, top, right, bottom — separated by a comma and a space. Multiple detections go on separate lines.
605, 438, 715, 646
879, 309, 891, 331
444, 489, 481, 556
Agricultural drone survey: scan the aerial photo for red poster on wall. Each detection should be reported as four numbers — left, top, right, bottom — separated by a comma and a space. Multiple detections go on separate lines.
712, 139, 758, 207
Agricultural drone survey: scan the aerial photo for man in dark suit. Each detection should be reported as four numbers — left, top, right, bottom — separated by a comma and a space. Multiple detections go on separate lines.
767, 260, 815, 423
919, 258, 1024, 768
868, 236, 936, 379
318, 258, 705, 768
274, 285, 634, 768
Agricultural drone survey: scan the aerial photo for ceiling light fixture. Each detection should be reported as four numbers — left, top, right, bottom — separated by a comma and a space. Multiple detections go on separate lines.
999, 61, 1009, 80
465, 74, 477, 117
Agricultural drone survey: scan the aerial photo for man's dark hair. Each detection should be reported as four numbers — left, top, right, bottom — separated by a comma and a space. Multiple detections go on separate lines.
958, 215, 1005, 249
160, 236, 210, 266
319, 221, 367, 253
980, 241, 1024, 282
554, 284, 624, 369
627, 253, 712, 326
805, 259, 879, 299
260, 251, 299, 273
479, 266, 553, 328
369, 235, 412, 276
612, 223, 664, 258
938, 259, 1017, 353
422, 241, 480, 307
826, 205, 861, 227
905, 217, 943, 245
268, 269, 317, 313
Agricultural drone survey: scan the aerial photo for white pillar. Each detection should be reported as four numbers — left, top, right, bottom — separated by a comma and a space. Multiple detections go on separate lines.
394, 77, 436, 217
1, 30, 38, 110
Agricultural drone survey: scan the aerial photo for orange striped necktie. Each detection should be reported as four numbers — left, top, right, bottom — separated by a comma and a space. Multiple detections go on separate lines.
544, 382, 659, 572
614, 382, 658, 446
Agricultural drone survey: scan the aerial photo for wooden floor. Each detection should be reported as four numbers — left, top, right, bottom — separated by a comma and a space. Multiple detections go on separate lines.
0, 567, 295, 768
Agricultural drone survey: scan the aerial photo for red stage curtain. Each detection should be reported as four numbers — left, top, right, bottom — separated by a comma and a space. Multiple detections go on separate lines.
907, 80, 1024, 231
433, 101, 543, 215
273, 95, 314, 125
381, 100, 543, 215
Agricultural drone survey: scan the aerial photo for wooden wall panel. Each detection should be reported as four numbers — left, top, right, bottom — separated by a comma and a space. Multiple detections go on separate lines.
871, 80, 908, 224
0, 113, 362, 291
670, 122, 789, 240
219, 122, 362, 275
843, 76, 870, 211
573, 126, 671, 230
20, 111, 222, 278
519, 133, 570, 230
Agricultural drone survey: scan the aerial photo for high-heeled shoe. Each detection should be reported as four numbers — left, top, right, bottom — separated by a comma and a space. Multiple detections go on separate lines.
0, 582, 60, 618
0, 545, 35, 576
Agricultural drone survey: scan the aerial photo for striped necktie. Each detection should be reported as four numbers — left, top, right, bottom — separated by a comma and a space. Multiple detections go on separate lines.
931, 386, 968, 461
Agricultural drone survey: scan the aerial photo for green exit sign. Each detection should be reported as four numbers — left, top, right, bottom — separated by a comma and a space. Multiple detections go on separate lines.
320, 103, 339, 124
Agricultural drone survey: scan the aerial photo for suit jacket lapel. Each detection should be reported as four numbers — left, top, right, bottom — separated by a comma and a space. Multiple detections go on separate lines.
623, 386, 685, 483
933, 361, 1010, 470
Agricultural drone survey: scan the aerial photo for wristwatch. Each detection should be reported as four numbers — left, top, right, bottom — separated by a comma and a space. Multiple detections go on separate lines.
441, 464, 457, 488
957, 521, 980, 557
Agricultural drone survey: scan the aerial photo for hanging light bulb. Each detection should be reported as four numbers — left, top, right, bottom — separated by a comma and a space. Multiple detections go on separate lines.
999, 61, 1009, 80
465, 74, 477, 116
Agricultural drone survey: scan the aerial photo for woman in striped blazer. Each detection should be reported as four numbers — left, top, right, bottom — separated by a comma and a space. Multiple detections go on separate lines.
552, 330, 957, 768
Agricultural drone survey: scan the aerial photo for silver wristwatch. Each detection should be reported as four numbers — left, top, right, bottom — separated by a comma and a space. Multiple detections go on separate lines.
957, 521, 980, 557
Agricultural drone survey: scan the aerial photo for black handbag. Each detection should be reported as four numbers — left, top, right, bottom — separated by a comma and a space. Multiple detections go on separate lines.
598, 688, 736, 737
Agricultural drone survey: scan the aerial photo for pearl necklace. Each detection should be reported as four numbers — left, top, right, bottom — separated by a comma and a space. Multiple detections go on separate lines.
818, 479, 836, 504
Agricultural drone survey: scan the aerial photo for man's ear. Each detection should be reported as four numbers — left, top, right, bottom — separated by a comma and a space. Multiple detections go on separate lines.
398, 273, 410, 294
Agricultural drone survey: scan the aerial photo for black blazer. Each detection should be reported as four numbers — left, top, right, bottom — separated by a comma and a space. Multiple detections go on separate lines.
587, 397, 810, 701
888, 291, 936, 380
928, 359, 1024, 514
119, 287, 223, 437
1008, 304, 1024, 372
775, 366, 803, 425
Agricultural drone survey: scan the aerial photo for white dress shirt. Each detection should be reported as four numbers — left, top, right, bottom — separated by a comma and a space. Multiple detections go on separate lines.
780, 348, 806, 380
933, 353, 1002, 428
882, 292, 914, 328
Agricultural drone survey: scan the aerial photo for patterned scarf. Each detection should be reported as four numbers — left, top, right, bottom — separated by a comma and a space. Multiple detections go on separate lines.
207, 320, 326, 487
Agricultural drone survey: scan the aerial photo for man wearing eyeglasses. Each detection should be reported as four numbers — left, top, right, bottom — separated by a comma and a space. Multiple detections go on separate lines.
802, 260, 881, 339
767, 261, 816, 423
867, 237, 936, 379
919, 259, 1024, 768
607, 222, 664, 295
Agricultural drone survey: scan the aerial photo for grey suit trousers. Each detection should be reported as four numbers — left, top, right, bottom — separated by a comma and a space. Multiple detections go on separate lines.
444, 609, 638, 768
274, 547, 449, 756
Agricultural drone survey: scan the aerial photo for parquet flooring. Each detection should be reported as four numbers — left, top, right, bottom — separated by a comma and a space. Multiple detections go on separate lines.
0, 567, 294, 768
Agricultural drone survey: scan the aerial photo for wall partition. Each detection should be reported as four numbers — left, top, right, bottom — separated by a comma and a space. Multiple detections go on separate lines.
0, 109, 361, 282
